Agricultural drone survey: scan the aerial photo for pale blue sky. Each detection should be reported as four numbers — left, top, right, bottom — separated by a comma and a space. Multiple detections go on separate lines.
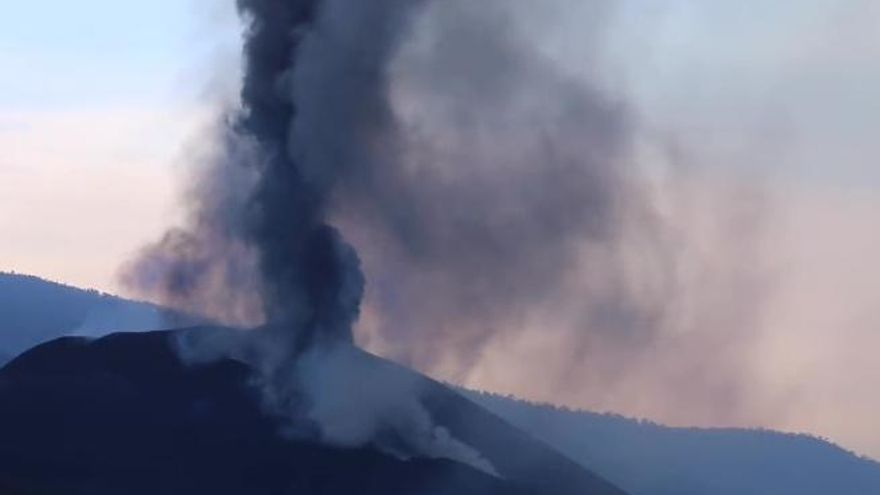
0, 1, 202, 110
0, 0, 228, 292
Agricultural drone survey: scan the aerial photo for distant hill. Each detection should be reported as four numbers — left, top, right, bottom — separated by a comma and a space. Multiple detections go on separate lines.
0, 328, 626, 495
0, 272, 192, 364
465, 390, 880, 495
3, 272, 879, 494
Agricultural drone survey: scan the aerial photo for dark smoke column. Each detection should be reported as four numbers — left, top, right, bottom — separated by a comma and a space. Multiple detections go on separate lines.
235, 0, 363, 351
125, 0, 421, 351
125, 0, 646, 469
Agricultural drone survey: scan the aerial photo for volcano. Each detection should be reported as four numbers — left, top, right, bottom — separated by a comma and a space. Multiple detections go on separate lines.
0, 327, 627, 495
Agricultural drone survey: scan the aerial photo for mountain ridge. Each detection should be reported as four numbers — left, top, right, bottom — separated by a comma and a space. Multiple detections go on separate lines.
0, 327, 627, 495
3, 272, 879, 495
466, 390, 880, 495
0, 271, 194, 364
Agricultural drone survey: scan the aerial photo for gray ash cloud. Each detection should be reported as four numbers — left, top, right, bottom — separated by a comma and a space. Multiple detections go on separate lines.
124, 0, 771, 459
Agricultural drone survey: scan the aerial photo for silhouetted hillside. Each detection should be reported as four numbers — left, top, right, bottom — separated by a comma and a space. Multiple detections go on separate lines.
466, 391, 880, 495
0, 272, 192, 364
3, 272, 877, 494
0, 328, 627, 495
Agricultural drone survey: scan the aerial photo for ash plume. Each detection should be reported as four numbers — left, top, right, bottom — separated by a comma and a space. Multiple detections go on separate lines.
125, 0, 773, 463
126, 0, 502, 471
128, 0, 421, 346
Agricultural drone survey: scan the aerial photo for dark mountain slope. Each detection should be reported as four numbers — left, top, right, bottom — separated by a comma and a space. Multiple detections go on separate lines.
7, 273, 878, 494
466, 391, 880, 495
316, 339, 627, 495
0, 328, 626, 495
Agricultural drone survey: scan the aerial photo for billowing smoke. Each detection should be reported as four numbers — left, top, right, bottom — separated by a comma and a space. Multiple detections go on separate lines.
337, 0, 638, 375
125, 0, 506, 471
333, 0, 773, 425
128, 0, 426, 342
126, 0, 771, 466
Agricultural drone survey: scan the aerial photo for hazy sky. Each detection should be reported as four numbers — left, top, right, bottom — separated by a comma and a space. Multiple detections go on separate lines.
2, 0, 879, 459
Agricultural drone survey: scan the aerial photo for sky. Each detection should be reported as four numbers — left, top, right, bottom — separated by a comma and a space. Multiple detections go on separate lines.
2, 0, 879, 459
0, 0, 235, 289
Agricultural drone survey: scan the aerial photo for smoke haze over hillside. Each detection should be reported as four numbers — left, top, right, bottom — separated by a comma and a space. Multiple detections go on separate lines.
98, 0, 880, 459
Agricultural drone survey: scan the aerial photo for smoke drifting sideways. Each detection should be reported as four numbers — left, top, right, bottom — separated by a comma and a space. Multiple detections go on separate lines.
334, 0, 774, 427
125, 0, 773, 466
